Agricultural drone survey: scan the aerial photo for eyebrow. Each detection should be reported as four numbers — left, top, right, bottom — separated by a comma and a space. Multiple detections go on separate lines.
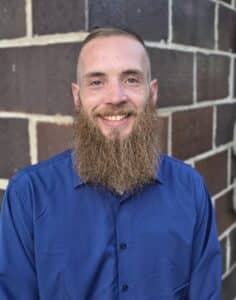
83, 69, 144, 79
83, 72, 106, 79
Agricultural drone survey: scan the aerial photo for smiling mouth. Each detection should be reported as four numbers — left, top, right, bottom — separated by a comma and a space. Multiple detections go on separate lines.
102, 114, 129, 121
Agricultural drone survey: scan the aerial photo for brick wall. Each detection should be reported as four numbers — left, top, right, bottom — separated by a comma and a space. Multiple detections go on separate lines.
0, 0, 236, 298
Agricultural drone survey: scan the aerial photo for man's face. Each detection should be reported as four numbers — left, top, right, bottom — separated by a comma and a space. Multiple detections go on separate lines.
72, 35, 158, 139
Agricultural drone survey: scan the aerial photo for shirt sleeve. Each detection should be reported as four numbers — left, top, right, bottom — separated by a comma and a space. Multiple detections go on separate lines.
0, 180, 39, 300
188, 177, 222, 300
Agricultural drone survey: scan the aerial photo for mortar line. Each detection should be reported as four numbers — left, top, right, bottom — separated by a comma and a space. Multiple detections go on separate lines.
0, 179, 8, 190
193, 53, 197, 104
191, 142, 233, 162
227, 148, 232, 187
158, 99, 236, 115
222, 261, 236, 280
213, 105, 217, 149
229, 56, 235, 98
25, 0, 33, 37
168, 113, 172, 155
28, 119, 38, 164
219, 223, 236, 240
84, 0, 89, 32
214, 1, 219, 50
1, 32, 236, 58
226, 235, 231, 272
0, 112, 73, 123
168, 0, 173, 44
213, 184, 234, 201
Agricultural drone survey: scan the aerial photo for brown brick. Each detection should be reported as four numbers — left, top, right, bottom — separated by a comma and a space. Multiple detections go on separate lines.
0, 0, 26, 38
220, 237, 227, 275
172, 0, 215, 49
172, 107, 213, 160
222, 266, 236, 300
219, 5, 236, 53
158, 116, 168, 154
215, 190, 236, 234
216, 103, 236, 146
33, 0, 85, 35
195, 151, 227, 196
148, 48, 193, 107
37, 123, 73, 161
0, 118, 30, 178
232, 150, 236, 183
230, 227, 236, 267
0, 44, 79, 115
197, 54, 230, 102
88, 0, 168, 41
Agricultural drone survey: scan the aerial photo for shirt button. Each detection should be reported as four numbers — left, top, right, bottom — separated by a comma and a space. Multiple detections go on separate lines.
121, 283, 129, 292
120, 243, 127, 250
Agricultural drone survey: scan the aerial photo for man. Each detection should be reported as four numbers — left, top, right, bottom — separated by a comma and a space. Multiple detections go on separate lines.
0, 27, 221, 299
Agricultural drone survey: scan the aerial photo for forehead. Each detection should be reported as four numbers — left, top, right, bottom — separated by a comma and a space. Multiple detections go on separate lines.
78, 35, 149, 75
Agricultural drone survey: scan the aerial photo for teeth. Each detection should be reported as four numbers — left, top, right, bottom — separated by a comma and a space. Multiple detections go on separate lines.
103, 115, 127, 121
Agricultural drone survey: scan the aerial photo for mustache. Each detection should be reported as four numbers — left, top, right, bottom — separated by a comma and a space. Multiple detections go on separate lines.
93, 103, 137, 118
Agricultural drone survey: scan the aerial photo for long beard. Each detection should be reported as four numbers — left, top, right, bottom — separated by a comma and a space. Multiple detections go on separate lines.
72, 101, 161, 194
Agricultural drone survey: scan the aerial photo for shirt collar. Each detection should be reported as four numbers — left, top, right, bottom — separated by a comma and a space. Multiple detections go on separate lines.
71, 150, 164, 188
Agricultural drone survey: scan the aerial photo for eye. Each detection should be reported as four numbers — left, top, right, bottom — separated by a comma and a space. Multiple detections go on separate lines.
126, 77, 139, 85
90, 80, 102, 87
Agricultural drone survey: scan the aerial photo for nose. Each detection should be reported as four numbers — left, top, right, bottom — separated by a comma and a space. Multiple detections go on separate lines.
106, 80, 128, 105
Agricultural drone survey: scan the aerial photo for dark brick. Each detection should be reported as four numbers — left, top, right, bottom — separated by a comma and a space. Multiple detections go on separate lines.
172, 107, 213, 160
149, 48, 193, 107
222, 266, 236, 300
158, 116, 168, 154
220, 237, 227, 275
229, 227, 236, 267
195, 151, 227, 196
219, 5, 236, 53
0, 0, 26, 39
88, 0, 168, 41
232, 150, 236, 183
216, 103, 236, 146
0, 119, 30, 178
37, 123, 72, 161
33, 0, 85, 35
172, 0, 215, 48
0, 44, 79, 115
197, 54, 230, 101
215, 190, 236, 234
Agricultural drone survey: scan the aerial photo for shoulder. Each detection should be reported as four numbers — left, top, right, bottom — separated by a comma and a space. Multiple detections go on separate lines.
7, 149, 74, 196
159, 154, 203, 188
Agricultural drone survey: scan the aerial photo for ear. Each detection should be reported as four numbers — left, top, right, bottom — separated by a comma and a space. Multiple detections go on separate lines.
150, 78, 158, 106
71, 82, 80, 110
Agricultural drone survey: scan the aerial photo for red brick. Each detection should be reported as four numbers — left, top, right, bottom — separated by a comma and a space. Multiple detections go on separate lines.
148, 48, 193, 107
33, 0, 85, 35
172, 107, 213, 160
216, 103, 236, 146
0, 44, 79, 115
158, 116, 168, 154
89, 0, 168, 41
172, 0, 215, 48
0, 118, 30, 178
37, 123, 72, 161
197, 54, 230, 101
215, 190, 236, 234
195, 151, 227, 195
0, 0, 26, 38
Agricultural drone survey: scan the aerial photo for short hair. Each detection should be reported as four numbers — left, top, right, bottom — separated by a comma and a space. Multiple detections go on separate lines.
77, 26, 151, 82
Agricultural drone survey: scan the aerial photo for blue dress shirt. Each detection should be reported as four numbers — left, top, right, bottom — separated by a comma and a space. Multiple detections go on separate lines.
0, 150, 221, 300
